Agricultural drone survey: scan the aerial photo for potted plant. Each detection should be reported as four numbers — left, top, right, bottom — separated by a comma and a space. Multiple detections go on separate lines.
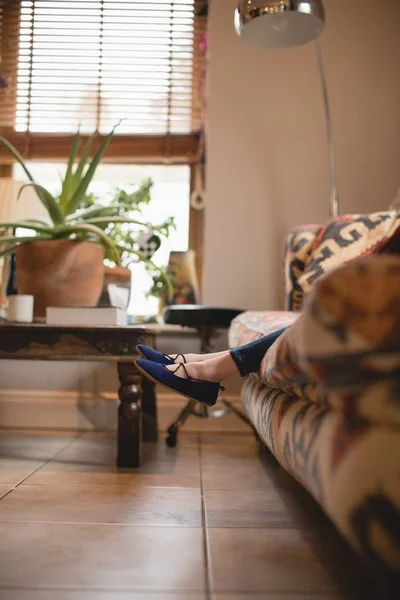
0, 126, 172, 316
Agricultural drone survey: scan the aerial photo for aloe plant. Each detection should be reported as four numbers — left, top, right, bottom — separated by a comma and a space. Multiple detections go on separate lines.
0, 125, 174, 299
0, 125, 122, 261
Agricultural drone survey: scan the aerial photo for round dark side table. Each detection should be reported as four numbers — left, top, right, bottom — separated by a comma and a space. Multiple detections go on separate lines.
162, 305, 254, 447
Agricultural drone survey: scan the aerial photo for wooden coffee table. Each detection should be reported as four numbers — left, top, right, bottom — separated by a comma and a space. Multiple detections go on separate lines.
0, 322, 158, 468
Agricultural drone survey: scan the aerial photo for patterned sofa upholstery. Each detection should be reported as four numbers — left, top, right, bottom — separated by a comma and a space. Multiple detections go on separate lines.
229, 211, 400, 580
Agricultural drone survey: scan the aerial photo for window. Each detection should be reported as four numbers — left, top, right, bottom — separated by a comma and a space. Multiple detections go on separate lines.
1, 1, 206, 312
0, 0, 206, 161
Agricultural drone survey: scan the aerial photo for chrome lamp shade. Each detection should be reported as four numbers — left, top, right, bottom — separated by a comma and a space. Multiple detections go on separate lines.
235, 1, 325, 49
234, 1, 339, 217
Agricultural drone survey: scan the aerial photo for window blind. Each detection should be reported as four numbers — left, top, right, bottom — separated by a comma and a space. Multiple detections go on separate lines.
0, 0, 206, 161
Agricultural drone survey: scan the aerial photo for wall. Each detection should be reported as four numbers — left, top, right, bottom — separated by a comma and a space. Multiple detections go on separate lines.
203, 0, 400, 310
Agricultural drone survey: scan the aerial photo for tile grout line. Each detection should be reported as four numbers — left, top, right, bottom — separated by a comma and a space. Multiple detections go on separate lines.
0, 583, 212, 600
0, 519, 323, 530
0, 585, 212, 594
17, 482, 202, 489
0, 434, 82, 503
0, 521, 203, 528
198, 434, 212, 600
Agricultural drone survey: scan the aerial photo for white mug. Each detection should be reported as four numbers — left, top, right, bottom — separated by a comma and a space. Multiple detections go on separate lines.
7, 295, 34, 323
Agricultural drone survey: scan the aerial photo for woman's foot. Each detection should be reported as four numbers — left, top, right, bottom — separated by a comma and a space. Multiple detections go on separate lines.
170, 350, 230, 364
136, 344, 230, 365
135, 358, 223, 406
165, 353, 238, 383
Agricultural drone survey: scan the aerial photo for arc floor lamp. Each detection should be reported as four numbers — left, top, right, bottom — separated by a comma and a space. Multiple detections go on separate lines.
235, 0, 339, 217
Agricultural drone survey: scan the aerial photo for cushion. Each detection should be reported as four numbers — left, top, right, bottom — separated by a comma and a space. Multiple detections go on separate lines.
284, 224, 321, 311
297, 210, 400, 298
229, 310, 298, 349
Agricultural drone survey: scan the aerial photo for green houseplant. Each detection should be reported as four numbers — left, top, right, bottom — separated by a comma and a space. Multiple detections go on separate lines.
82, 181, 175, 308
0, 126, 172, 316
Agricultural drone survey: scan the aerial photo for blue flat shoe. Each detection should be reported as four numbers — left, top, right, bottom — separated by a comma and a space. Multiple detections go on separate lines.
135, 358, 223, 407
136, 344, 186, 366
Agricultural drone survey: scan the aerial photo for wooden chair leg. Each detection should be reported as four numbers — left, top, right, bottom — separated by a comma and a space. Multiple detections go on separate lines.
117, 361, 141, 468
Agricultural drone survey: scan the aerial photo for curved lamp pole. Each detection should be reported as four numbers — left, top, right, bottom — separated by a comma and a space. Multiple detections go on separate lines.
235, 0, 339, 218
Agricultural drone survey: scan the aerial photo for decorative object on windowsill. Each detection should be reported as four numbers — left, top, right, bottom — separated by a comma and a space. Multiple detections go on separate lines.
0, 178, 42, 306
192, 124, 206, 212
5, 251, 17, 297
137, 226, 162, 260
7, 294, 34, 323
0, 125, 173, 317
192, 0, 208, 210
159, 250, 200, 311
190, 189, 206, 211
235, 0, 339, 218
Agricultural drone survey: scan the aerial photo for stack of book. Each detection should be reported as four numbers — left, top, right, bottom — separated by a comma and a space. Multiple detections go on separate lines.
46, 306, 128, 326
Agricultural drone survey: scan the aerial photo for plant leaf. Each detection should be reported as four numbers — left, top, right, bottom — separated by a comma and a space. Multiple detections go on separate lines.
0, 135, 36, 183
59, 129, 81, 212
84, 216, 150, 227
65, 122, 121, 216
0, 221, 52, 234
73, 131, 97, 183
0, 234, 51, 245
18, 184, 64, 226
65, 132, 97, 208
0, 243, 21, 259
54, 223, 120, 264
67, 204, 119, 222
0, 136, 53, 213
19, 218, 50, 227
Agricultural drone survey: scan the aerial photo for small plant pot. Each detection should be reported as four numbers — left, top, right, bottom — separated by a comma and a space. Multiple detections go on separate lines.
16, 240, 105, 317
104, 265, 132, 286
99, 265, 132, 309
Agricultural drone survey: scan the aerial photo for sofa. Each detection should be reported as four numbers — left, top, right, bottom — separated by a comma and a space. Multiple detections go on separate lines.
229, 210, 400, 581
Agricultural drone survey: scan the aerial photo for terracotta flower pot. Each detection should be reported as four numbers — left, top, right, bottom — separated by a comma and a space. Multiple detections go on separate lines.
16, 240, 105, 317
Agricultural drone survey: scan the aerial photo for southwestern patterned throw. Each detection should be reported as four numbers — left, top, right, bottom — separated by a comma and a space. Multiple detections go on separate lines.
284, 223, 321, 311
230, 251, 400, 579
285, 210, 400, 311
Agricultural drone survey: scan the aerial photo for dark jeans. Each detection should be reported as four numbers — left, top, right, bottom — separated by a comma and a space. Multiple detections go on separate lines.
229, 327, 289, 377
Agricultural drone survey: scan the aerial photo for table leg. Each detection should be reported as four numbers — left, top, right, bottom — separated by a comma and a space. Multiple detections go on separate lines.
141, 376, 158, 442
117, 361, 141, 468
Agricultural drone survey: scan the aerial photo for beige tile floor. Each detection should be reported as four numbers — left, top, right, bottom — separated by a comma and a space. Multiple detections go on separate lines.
0, 428, 387, 599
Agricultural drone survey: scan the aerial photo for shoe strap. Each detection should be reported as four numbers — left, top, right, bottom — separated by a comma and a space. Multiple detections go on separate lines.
164, 352, 186, 364
165, 362, 192, 380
